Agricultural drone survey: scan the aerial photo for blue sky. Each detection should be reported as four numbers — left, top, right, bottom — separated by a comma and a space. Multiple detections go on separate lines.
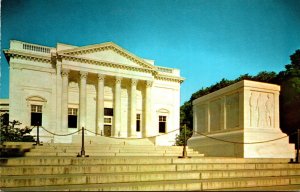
1, 0, 300, 104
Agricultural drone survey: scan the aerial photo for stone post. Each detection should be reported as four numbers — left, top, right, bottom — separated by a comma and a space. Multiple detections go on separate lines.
61, 69, 69, 132
96, 74, 105, 135
113, 77, 122, 137
129, 79, 138, 137
79, 71, 87, 130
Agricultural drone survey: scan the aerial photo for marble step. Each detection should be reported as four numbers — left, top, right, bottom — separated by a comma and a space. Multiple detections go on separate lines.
0, 156, 291, 166
24, 152, 204, 157
1, 176, 300, 191
1, 170, 300, 188
29, 147, 197, 153
32, 144, 190, 150
2, 163, 300, 176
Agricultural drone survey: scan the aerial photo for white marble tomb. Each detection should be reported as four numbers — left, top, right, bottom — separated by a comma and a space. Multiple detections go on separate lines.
188, 80, 294, 158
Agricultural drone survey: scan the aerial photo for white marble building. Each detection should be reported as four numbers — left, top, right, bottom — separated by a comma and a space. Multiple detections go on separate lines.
3, 40, 184, 145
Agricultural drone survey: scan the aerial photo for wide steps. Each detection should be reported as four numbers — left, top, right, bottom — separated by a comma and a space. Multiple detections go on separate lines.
2, 168, 300, 187
23, 143, 203, 157
2, 176, 300, 191
0, 156, 291, 166
2, 163, 300, 176
1, 142, 300, 191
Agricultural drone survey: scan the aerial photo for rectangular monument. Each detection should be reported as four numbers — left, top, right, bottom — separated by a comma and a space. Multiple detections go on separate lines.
188, 80, 295, 158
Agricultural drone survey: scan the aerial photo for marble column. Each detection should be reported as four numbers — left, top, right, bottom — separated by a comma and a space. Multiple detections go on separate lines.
61, 69, 69, 132
56, 61, 62, 132
113, 77, 122, 137
79, 71, 88, 130
96, 74, 105, 135
143, 80, 152, 137
129, 79, 138, 137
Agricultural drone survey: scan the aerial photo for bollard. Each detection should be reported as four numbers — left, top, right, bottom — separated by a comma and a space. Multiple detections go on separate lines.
37, 124, 40, 145
179, 124, 190, 158
77, 127, 89, 157
34, 123, 42, 146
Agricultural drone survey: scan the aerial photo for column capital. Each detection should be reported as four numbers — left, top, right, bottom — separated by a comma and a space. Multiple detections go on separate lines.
80, 71, 88, 79
145, 80, 153, 87
61, 69, 69, 77
97, 74, 105, 81
131, 79, 138, 86
115, 76, 122, 84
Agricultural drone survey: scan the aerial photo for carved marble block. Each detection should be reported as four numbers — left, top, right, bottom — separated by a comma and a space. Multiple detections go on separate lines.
188, 80, 294, 158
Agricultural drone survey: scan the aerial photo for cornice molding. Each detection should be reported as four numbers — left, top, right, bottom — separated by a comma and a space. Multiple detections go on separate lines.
59, 54, 156, 75
155, 74, 185, 84
4, 46, 185, 84
58, 42, 155, 70
4, 50, 51, 63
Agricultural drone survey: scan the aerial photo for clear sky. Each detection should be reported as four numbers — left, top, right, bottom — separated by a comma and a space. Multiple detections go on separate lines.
1, 0, 300, 105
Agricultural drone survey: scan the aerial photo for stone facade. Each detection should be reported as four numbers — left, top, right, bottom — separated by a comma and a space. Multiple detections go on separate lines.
188, 80, 294, 158
3, 40, 184, 145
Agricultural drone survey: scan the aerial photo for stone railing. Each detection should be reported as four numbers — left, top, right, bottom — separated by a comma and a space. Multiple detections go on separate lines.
22, 43, 51, 54
157, 66, 173, 74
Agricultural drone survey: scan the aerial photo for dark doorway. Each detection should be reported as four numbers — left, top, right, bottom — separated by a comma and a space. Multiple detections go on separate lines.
31, 105, 42, 126
104, 125, 111, 136
68, 108, 78, 128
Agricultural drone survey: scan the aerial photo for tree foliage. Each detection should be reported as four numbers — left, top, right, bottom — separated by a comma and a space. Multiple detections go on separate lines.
175, 125, 193, 146
177, 49, 300, 146
0, 119, 35, 143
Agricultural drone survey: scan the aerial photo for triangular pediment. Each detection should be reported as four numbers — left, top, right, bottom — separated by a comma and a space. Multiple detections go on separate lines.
57, 42, 155, 70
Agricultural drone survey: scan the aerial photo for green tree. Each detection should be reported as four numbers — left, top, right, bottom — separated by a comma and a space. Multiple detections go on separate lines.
0, 119, 35, 143
280, 50, 300, 144
175, 125, 193, 146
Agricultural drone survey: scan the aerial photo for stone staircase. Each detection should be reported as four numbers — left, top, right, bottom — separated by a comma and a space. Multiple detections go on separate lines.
24, 142, 203, 157
1, 142, 300, 191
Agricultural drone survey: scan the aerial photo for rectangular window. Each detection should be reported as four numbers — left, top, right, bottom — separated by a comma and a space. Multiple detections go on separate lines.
159, 115, 167, 133
68, 108, 78, 128
136, 114, 141, 132
104, 117, 112, 124
31, 105, 42, 126
104, 108, 113, 116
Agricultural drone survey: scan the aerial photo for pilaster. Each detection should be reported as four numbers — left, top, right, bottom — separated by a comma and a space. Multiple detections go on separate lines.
220, 96, 226, 130
274, 92, 280, 129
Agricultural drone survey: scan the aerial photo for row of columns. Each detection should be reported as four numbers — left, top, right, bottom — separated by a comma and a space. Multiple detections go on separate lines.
60, 69, 152, 138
